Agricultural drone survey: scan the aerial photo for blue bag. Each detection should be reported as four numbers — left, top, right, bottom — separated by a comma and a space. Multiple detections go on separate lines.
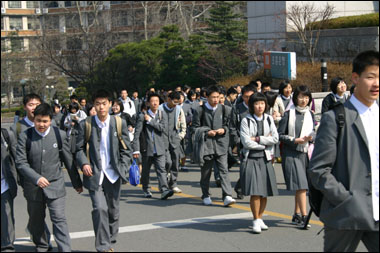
129, 159, 140, 186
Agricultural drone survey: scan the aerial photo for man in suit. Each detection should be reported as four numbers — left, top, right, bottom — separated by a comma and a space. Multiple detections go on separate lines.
15, 103, 83, 252
76, 89, 132, 252
9, 93, 55, 250
192, 85, 236, 207
308, 50, 379, 252
1, 128, 18, 252
133, 93, 174, 200
159, 91, 187, 193
131, 91, 142, 114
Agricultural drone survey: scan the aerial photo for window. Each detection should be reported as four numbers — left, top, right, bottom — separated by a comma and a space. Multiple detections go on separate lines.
43, 1, 59, 8
11, 38, 24, 51
44, 15, 59, 30
1, 17, 4, 30
110, 1, 124, 4
26, 1, 40, 8
66, 14, 81, 28
9, 17, 23, 30
112, 11, 129, 27
8, 1, 22, 8
27, 17, 40, 30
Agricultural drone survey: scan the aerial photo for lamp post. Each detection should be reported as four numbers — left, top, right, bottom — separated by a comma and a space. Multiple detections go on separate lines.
321, 59, 328, 92
45, 85, 55, 102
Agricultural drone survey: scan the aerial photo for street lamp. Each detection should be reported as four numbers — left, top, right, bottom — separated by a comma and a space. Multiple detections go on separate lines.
45, 85, 55, 102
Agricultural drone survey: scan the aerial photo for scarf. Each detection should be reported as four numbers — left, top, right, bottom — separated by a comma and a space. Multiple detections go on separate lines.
280, 95, 294, 112
288, 105, 314, 153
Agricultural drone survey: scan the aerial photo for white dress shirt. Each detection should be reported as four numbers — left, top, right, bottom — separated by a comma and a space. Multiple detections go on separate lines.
350, 95, 379, 221
121, 97, 136, 117
205, 102, 218, 111
35, 126, 51, 137
95, 115, 119, 185
24, 116, 34, 127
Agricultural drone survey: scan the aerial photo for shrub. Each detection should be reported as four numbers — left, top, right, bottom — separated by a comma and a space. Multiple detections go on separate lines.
307, 13, 379, 30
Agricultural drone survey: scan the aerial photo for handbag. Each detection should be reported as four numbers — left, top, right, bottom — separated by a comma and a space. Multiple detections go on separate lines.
129, 159, 140, 186
307, 143, 314, 160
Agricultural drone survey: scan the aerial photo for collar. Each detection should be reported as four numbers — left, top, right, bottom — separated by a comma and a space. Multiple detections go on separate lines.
243, 102, 249, 109
121, 97, 131, 103
148, 109, 157, 118
95, 114, 110, 129
253, 114, 264, 121
35, 126, 51, 137
24, 116, 34, 127
164, 103, 175, 112
350, 94, 378, 115
205, 102, 218, 111
281, 95, 291, 100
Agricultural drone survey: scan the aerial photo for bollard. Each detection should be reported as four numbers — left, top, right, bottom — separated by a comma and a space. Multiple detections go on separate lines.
321, 59, 328, 92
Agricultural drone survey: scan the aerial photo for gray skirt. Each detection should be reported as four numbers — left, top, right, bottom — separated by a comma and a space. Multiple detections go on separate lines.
281, 148, 309, 191
240, 156, 279, 197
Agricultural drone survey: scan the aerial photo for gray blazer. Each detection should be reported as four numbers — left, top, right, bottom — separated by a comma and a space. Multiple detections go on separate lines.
76, 116, 133, 191
308, 100, 379, 231
1, 130, 18, 199
10, 117, 57, 140
15, 127, 80, 201
192, 104, 230, 156
132, 111, 168, 157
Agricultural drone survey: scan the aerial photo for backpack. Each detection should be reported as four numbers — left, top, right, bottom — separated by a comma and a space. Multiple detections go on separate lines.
308, 103, 345, 218
85, 116, 127, 163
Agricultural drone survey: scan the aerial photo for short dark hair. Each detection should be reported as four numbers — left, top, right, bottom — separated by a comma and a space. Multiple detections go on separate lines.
241, 85, 257, 95
353, 50, 379, 75
86, 103, 94, 115
23, 93, 42, 106
264, 91, 278, 110
248, 92, 268, 114
227, 86, 238, 96
69, 102, 79, 113
92, 89, 112, 102
206, 85, 220, 96
70, 94, 78, 101
262, 82, 271, 89
168, 91, 181, 100
350, 84, 356, 95
279, 80, 292, 96
112, 100, 124, 113
248, 80, 258, 88
34, 103, 53, 119
187, 89, 196, 98
147, 92, 161, 102
292, 85, 312, 107
330, 77, 345, 94
79, 97, 86, 103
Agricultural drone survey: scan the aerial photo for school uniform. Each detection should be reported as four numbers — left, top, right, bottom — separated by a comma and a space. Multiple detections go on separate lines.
16, 126, 81, 252
159, 104, 186, 189
321, 92, 349, 114
278, 106, 315, 191
132, 110, 171, 193
273, 95, 293, 125
76, 115, 132, 252
192, 103, 233, 200
240, 114, 279, 197
1, 129, 18, 252
308, 96, 379, 252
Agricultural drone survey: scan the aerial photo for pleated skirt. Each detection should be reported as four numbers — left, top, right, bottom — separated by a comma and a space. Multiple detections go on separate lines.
240, 156, 279, 197
281, 148, 309, 191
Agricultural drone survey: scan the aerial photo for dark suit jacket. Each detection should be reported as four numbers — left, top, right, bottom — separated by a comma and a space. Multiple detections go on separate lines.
1, 130, 18, 199
15, 127, 81, 201
308, 100, 379, 231
76, 116, 132, 191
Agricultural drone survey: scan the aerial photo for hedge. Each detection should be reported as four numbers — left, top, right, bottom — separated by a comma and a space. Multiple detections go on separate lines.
307, 13, 379, 30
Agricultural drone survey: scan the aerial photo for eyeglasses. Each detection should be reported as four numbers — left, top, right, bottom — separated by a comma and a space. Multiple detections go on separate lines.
297, 97, 310, 101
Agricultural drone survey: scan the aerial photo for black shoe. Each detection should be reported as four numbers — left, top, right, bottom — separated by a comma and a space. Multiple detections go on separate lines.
298, 215, 311, 229
143, 190, 153, 198
234, 188, 244, 200
292, 213, 302, 225
215, 179, 221, 188
161, 189, 174, 200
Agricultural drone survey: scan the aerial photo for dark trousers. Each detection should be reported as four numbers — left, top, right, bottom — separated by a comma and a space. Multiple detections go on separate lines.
89, 177, 122, 252
27, 195, 71, 252
165, 146, 181, 188
200, 154, 233, 200
1, 191, 15, 252
141, 153, 168, 192
324, 226, 379, 252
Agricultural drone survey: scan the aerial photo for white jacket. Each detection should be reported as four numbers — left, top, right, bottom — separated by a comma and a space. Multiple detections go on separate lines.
240, 113, 279, 162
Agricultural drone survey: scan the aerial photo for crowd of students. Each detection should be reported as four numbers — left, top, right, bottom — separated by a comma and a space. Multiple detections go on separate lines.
1, 50, 378, 252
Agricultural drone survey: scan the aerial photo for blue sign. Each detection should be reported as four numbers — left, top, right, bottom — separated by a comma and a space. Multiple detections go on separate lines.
264, 51, 296, 80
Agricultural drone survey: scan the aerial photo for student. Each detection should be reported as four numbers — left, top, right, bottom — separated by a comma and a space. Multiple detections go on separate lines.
15, 103, 83, 252
273, 80, 293, 125
1, 128, 18, 252
159, 91, 187, 193
262, 82, 272, 93
225, 87, 238, 107
278, 85, 315, 228
10, 93, 54, 250
132, 93, 174, 200
192, 85, 236, 206
52, 103, 63, 129
230, 85, 257, 199
119, 89, 136, 118
240, 93, 279, 234
321, 77, 349, 113
76, 89, 132, 252
308, 50, 379, 252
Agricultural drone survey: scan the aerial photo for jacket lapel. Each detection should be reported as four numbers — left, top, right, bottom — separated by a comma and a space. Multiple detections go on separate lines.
347, 101, 369, 148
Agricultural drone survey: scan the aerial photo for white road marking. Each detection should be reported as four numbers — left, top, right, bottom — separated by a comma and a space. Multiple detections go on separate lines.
15, 212, 255, 245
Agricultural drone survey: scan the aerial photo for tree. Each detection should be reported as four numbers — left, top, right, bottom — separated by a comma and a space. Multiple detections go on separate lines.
284, 2, 335, 65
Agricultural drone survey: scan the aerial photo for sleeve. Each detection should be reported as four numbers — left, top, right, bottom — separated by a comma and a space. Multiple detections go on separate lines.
132, 114, 143, 153
178, 109, 187, 140
119, 118, 133, 176
75, 120, 90, 169
278, 111, 296, 146
61, 130, 82, 189
259, 116, 279, 146
308, 110, 351, 206
321, 95, 331, 114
